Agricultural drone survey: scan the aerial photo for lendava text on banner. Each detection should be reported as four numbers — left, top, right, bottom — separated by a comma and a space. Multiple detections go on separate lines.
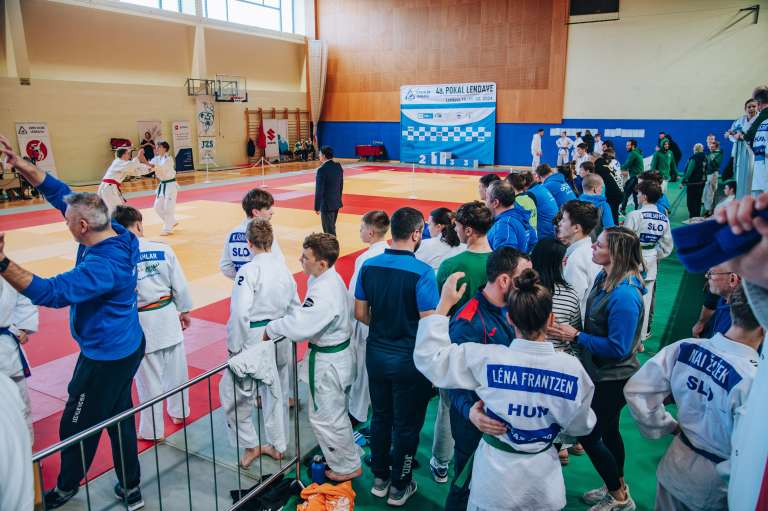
400, 82, 497, 165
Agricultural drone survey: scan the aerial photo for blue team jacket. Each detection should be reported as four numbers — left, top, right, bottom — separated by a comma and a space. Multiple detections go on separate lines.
579, 194, 615, 228
487, 207, 538, 253
527, 183, 558, 239
22, 174, 144, 360
543, 172, 577, 207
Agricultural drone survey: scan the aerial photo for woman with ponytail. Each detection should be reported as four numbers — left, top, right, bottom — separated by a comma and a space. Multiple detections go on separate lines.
548, 226, 646, 510
416, 207, 465, 272
414, 269, 596, 510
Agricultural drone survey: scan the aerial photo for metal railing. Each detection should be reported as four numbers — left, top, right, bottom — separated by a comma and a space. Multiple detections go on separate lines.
32, 337, 303, 511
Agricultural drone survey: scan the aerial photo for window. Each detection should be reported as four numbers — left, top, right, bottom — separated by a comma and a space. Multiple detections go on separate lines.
204, 0, 305, 34
119, 0, 196, 15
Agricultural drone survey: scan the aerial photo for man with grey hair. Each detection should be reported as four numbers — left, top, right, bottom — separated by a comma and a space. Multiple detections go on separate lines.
0, 135, 146, 510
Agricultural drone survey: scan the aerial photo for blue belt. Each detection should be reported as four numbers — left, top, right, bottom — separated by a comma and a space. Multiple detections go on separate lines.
679, 431, 725, 464
0, 327, 31, 378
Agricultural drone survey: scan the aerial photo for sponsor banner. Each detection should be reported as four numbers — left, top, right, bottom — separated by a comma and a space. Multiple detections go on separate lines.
198, 137, 216, 165
263, 119, 288, 160
172, 120, 194, 171
15, 122, 57, 175
196, 96, 216, 137
400, 82, 496, 165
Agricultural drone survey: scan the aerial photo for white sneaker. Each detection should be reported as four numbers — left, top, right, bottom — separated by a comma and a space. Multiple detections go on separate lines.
387, 480, 417, 507
588, 490, 636, 511
370, 477, 390, 498
582, 485, 608, 505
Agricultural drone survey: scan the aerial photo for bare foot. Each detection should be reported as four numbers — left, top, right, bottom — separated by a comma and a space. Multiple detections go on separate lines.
170, 417, 184, 425
240, 447, 261, 469
260, 444, 285, 460
325, 467, 362, 482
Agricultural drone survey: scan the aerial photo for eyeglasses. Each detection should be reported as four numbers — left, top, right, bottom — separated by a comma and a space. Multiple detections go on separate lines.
705, 271, 732, 279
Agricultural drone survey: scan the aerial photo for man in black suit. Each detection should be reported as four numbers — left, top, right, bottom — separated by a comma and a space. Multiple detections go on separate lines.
315, 145, 344, 235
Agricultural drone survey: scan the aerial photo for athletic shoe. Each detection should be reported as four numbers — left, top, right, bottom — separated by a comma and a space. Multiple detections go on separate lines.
43, 487, 78, 509
353, 430, 368, 447
114, 483, 145, 511
387, 480, 418, 507
371, 477, 391, 498
587, 492, 636, 511
582, 485, 609, 505
429, 457, 449, 483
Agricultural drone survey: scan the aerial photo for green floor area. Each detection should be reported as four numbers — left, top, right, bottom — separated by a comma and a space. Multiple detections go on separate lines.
301, 187, 703, 510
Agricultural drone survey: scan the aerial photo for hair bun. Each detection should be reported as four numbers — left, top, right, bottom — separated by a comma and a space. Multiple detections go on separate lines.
514, 268, 540, 292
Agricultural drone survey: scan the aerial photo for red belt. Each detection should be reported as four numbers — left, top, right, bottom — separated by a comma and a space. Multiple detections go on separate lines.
102, 179, 121, 189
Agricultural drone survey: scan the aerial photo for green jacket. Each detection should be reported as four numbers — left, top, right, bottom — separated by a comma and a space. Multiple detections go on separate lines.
706, 149, 723, 175
650, 149, 677, 180
621, 149, 644, 177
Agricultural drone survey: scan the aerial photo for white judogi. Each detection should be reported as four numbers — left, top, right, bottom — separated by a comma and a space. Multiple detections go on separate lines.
572, 137, 584, 160
347, 240, 388, 423
220, 252, 299, 452
415, 315, 596, 511
574, 152, 591, 172
728, 113, 757, 157
97, 157, 152, 213
563, 237, 601, 323
134, 238, 193, 439
415, 238, 466, 273
751, 115, 768, 194
0, 279, 38, 439
556, 136, 572, 167
624, 204, 673, 338
531, 133, 542, 168
593, 139, 604, 157
151, 154, 178, 233
266, 267, 362, 474
624, 334, 759, 510
0, 373, 33, 511
220, 218, 285, 279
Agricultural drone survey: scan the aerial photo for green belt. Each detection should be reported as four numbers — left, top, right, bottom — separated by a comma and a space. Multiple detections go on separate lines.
249, 319, 270, 328
308, 339, 350, 411
454, 433, 554, 487
641, 244, 656, 250
157, 178, 176, 197
138, 294, 173, 312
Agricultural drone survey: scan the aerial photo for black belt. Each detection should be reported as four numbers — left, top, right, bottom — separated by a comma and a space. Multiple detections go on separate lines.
679, 431, 725, 464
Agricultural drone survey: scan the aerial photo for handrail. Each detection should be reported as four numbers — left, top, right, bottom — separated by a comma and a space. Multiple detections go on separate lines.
32, 336, 289, 462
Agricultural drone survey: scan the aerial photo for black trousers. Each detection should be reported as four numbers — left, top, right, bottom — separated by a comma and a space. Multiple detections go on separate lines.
57, 339, 145, 492
444, 406, 482, 511
579, 378, 629, 493
320, 209, 339, 235
367, 351, 432, 491
686, 183, 705, 218
621, 176, 638, 212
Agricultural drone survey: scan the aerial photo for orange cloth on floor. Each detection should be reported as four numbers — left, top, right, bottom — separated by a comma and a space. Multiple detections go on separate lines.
296, 481, 356, 511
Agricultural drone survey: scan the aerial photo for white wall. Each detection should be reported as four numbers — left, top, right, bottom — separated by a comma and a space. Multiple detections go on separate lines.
563, 0, 768, 119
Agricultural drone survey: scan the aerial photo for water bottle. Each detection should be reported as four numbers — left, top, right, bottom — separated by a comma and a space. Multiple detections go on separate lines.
310, 455, 326, 484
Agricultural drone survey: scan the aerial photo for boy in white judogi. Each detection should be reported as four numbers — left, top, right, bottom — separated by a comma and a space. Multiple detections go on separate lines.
150, 141, 178, 236
624, 284, 762, 511
531, 129, 543, 169
556, 131, 572, 167
414, 272, 595, 510
97, 148, 153, 213
0, 278, 38, 438
348, 211, 390, 425
220, 188, 284, 279
221, 218, 299, 468
112, 205, 193, 440
265, 233, 362, 482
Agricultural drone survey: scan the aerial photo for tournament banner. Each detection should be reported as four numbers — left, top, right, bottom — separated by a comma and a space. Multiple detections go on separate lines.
196, 96, 216, 137
171, 120, 194, 171
263, 119, 288, 160
400, 82, 496, 165
15, 122, 57, 175
198, 137, 216, 166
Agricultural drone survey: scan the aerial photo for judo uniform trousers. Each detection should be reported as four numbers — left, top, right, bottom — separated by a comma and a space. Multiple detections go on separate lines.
0, 279, 38, 439
415, 315, 596, 511
150, 154, 178, 233
266, 267, 362, 475
97, 157, 152, 213
347, 240, 388, 423
221, 252, 299, 452
556, 137, 572, 167
624, 204, 673, 339
135, 239, 194, 439
624, 333, 759, 510
531, 134, 542, 169
0, 373, 33, 511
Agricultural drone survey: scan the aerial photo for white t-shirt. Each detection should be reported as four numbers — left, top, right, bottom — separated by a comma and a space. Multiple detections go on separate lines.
415, 238, 466, 272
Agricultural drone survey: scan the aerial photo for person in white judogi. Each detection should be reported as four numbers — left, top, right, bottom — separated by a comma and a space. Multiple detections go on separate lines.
112, 205, 193, 441
556, 131, 573, 167
265, 233, 363, 482
624, 284, 762, 511
220, 188, 285, 279
348, 211, 390, 425
623, 179, 672, 340
150, 141, 178, 236
220, 218, 299, 468
573, 132, 584, 160
97, 148, 153, 214
0, 278, 38, 439
415, 270, 595, 511
531, 129, 544, 169
0, 373, 33, 511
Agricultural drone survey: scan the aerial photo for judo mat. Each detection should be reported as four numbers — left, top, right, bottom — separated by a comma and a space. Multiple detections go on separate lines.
0, 165, 697, 509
